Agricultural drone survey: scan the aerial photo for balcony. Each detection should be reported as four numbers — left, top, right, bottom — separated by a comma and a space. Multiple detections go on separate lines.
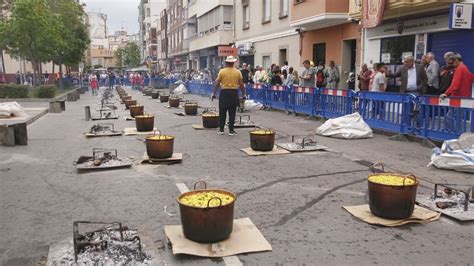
188, 30, 233, 52
290, 0, 350, 30
349, 0, 451, 20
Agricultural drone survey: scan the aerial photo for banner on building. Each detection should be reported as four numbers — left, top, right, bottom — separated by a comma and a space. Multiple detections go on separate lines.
362, 0, 386, 28
218, 46, 238, 57
450, 3, 473, 29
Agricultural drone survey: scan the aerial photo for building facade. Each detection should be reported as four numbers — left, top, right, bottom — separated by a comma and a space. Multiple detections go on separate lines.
234, 0, 300, 71
290, 0, 360, 89
165, 0, 190, 71
350, 0, 474, 92
138, 0, 167, 62
187, 0, 234, 74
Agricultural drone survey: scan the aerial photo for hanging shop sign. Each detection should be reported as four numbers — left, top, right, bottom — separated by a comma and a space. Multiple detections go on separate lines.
450, 3, 473, 29
362, 0, 386, 28
367, 15, 449, 39
218, 46, 238, 57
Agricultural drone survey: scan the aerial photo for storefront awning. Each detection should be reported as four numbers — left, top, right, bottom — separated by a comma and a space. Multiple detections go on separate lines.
290, 13, 350, 31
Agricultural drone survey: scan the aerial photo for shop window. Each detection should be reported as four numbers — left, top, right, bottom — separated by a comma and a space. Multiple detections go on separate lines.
380, 35, 415, 64
263, 0, 271, 23
312, 43, 326, 65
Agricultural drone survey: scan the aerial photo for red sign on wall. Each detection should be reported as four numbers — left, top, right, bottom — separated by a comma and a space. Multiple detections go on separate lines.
218, 46, 238, 57
362, 0, 386, 28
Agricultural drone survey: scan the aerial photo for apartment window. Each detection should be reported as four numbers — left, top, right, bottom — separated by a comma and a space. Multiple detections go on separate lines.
243, 4, 250, 29
146, 8, 150, 17
262, 56, 271, 69
263, 0, 271, 23
280, 0, 289, 18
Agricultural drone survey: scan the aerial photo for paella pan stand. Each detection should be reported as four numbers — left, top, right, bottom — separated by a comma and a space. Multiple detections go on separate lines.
75, 148, 132, 170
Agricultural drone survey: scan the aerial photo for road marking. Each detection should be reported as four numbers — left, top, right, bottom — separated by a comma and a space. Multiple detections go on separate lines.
175, 183, 243, 266
176, 183, 190, 193
223, 256, 243, 266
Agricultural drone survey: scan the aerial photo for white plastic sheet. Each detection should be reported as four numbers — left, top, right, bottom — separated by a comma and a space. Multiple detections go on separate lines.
173, 84, 188, 95
244, 100, 263, 110
428, 133, 474, 173
0, 102, 28, 118
315, 113, 373, 139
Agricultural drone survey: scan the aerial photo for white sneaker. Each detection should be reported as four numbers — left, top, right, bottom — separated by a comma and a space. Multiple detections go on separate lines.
229, 131, 237, 136
217, 131, 224, 135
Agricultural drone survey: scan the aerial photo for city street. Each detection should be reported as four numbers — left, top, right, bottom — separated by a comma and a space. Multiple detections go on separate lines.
0, 87, 472, 265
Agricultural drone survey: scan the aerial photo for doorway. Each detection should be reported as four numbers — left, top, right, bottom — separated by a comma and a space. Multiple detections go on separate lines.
279, 48, 287, 67
342, 39, 357, 89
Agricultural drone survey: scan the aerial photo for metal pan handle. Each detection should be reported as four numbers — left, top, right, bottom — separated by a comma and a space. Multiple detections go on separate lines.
193, 180, 207, 190
403, 174, 417, 187
207, 197, 222, 208
371, 162, 385, 173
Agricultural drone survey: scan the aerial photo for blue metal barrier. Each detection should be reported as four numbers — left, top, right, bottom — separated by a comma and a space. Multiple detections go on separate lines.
268, 85, 289, 111
417, 96, 473, 141
357, 91, 413, 134
183, 80, 473, 141
289, 85, 317, 116
320, 88, 354, 119
247, 83, 267, 106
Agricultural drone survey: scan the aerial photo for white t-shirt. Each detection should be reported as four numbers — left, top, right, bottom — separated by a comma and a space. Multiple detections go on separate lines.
406, 67, 417, 91
371, 72, 385, 92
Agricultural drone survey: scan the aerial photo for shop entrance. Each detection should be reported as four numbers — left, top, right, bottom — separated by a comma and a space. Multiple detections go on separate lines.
342, 39, 357, 89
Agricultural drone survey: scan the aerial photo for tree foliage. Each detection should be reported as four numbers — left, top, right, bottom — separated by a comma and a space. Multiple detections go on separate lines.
115, 43, 141, 68
0, 0, 89, 84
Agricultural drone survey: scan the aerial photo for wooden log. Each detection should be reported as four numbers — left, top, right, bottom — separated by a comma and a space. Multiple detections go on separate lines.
49, 102, 62, 113
11, 123, 27, 145
0, 125, 15, 146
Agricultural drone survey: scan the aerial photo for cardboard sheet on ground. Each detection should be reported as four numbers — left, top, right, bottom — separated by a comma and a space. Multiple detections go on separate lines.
142, 152, 183, 164
343, 204, 440, 226
192, 124, 216, 130
164, 217, 272, 257
240, 146, 291, 156
276, 143, 328, 152
124, 127, 159, 136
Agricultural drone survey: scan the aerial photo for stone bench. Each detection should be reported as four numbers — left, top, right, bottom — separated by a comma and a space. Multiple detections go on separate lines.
0, 122, 27, 146
49, 100, 66, 113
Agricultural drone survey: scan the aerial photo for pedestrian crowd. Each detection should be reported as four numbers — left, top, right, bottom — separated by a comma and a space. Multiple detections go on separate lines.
359, 52, 472, 98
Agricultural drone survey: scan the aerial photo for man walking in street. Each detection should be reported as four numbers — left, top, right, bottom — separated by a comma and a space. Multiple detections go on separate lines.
387, 55, 427, 94
424, 52, 440, 95
212, 56, 246, 136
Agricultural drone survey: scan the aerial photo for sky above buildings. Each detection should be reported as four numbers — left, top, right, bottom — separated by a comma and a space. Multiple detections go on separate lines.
83, 0, 139, 35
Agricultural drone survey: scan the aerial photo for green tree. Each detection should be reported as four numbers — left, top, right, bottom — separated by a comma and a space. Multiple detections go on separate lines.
115, 43, 141, 68
46, 0, 89, 88
0, 0, 57, 85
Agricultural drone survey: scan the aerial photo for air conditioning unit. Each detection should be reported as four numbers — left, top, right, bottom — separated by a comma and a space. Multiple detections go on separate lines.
243, 42, 252, 51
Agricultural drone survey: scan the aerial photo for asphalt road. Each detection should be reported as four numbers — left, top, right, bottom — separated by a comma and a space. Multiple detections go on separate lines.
0, 86, 472, 265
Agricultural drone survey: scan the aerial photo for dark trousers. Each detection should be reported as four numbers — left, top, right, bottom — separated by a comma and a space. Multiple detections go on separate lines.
219, 106, 236, 132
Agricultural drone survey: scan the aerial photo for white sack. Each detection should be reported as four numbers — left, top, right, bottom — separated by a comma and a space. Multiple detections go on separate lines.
428, 133, 474, 173
0, 102, 27, 118
173, 84, 188, 95
315, 113, 373, 139
244, 100, 263, 110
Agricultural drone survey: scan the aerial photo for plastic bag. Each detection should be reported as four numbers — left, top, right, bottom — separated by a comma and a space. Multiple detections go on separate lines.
244, 100, 263, 110
173, 84, 188, 95
315, 113, 373, 139
428, 133, 474, 173
0, 102, 27, 118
